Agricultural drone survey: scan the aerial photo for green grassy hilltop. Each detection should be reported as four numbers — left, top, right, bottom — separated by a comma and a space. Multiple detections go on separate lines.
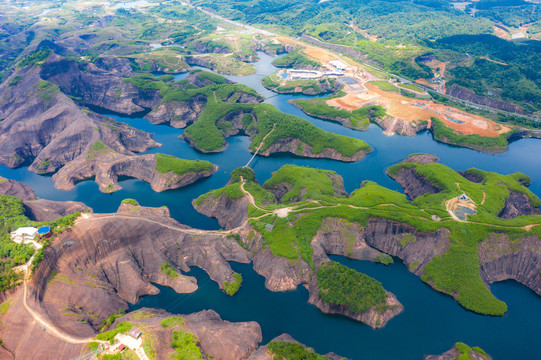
196, 156, 541, 316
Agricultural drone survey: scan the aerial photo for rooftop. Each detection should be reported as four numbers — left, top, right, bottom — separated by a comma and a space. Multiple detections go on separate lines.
128, 327, 142, 339
11, 227, 38, 237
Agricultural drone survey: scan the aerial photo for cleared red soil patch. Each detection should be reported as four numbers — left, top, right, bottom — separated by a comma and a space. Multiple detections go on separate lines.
328, 82, 510, 137
494, 25, 511, 40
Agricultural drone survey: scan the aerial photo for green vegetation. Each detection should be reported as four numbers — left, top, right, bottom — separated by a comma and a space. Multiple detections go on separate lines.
155, 154, 214, 176
125, 70, 370, 158
186, 53, 255, 76
267, 341, 328, 360
195, 182, 245, 206
230, 167, 256, 183
369, 81, 399, 93
18, 48, 51, 68
7, 75, 21, 87
453, 342, 491, 360
293, 97, 385, 129
262, 71, 336, 95
188, 0, 539, 116
192, 0, 493, 45
222, 272, 242, 295
160, 316, 184, 329
317, 261, 389, 314
272, 49, 319, 68
183, 100, 371, 155
96, 321, 132, 343
0, 300, 11, 315
31, 212, 80, 272
160, 262, 179, 280
201, 158, 541, 315
434, 35, 541, 112
92, 141, 106, 151
262, 165, 343, 203
87, 141, 113, 163
170, 327, 202, 360
127, 48, 189, 73
121, 199, 139, 206
397, 234, 416, 248
99, 309, 126, 331
0, 196, 38, 291
423, 246, 507, 315
131, 310, 155, 320
37, 80, 59, 104
431, 118, 511, 152
398, 83, 424, 93
374, 254, 394, 265
143, 333, 157, 360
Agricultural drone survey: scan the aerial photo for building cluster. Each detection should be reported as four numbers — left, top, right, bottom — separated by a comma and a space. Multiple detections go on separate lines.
10, 226, 51, 244
287, 69, 345, 80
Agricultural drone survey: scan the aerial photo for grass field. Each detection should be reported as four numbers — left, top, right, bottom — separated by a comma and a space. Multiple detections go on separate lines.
398, 83, 424, 93
368, 81, 399, 93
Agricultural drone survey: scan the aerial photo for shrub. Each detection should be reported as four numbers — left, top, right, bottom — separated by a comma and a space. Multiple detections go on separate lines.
222, 273, 242, 295
374, 254, 394, 265
317, 261, 389, 314
230, 167, 256, 183
155, 154, 214, 175
96, 321, 132, 343
160, 317, 184, 329
160, 262, 179, 280
18, 47, 51, 68
170, 328, 202, 360
267, 341, 328, 360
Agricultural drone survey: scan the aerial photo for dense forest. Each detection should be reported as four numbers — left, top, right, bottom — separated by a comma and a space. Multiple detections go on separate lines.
192, 0, 541, 113
435, 35, 541, 112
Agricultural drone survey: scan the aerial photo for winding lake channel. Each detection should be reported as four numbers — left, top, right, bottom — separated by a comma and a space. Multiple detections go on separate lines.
2, 52, 541, 359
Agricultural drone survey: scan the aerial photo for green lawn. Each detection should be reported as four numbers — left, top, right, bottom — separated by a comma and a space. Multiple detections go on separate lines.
368, 81, 399, 93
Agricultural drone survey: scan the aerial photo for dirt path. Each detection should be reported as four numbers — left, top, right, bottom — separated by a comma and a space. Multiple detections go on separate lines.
239, 179, 267, 213
22, 281, 106, 345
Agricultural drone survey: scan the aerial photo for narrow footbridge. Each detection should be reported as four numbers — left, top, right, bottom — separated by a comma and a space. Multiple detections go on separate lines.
245, 123, 276, 168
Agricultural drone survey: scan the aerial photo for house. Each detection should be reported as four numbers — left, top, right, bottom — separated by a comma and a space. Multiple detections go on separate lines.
10, 227, 38, 244
329, 60, 349, 71
128, 327, 142, 340
459, 193, 469, 201
117, 344, 125, 351
265, 224, 275, 231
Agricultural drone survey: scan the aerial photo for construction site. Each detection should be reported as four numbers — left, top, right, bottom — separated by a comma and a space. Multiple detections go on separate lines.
280, 38, 511, 138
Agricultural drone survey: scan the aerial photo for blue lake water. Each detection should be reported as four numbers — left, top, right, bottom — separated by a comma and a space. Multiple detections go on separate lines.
2, 52, 541, 358
131, 257, 541, 360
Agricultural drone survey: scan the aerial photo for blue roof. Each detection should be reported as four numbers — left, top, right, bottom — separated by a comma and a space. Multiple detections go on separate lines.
37, 226, 51, 235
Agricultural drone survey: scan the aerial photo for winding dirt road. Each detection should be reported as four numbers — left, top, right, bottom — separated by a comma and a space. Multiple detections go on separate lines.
22, 280, 107, 345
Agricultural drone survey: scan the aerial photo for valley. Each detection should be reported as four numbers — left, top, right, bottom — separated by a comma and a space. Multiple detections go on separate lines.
0, 1, 540, 360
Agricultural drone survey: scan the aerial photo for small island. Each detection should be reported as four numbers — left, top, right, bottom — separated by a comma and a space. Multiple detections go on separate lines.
311, 261, 403, 328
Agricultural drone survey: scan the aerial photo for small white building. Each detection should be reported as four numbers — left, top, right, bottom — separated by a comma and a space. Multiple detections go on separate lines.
329, 60, 349, 71
10, 227, 38, 244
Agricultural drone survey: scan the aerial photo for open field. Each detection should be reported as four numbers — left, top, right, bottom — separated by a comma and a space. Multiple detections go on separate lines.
493, 26, 511, 40
326, 79, 510, 137
272, 36, 515, 139
302, 46, 338, 63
